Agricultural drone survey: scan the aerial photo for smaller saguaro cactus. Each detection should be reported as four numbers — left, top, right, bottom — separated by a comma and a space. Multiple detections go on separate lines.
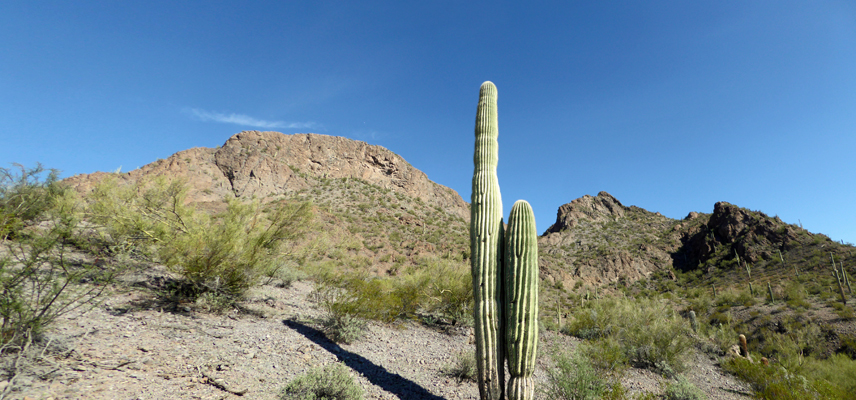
689, 310, 698, 334
504, 200, 539, 400
739, 334, 749, 358
767, 282, 775, 303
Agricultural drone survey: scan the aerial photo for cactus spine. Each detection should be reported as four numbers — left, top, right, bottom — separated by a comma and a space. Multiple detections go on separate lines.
471, 81, 505, 400
505, 200, 539, 400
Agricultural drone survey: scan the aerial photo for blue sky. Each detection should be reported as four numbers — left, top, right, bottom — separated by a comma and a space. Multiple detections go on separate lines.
2, 1, 854, 244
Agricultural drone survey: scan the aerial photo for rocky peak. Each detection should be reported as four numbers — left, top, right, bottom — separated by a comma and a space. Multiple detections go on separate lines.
543, 191, 627, 234
63, 131, 469, 220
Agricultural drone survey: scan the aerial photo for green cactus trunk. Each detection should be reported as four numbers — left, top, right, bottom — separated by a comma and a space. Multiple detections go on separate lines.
504, 200, 539, 400
471, 81, 505, 400
767, 282, 775, 303
689, 310, 698, 333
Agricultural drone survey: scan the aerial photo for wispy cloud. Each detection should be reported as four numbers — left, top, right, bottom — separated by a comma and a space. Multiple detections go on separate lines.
187, 108, 317, 130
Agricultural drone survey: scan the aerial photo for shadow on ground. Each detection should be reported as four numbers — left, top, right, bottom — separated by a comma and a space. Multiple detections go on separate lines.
283, 318, 446, 400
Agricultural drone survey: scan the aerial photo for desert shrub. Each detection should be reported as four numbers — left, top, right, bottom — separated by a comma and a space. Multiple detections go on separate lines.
0, 164, 65, 240
159, 198, 313, 298
564, 296, 692, 375
0, 166, 112, 348
417, 258, 472, 324
800, 353, 856, 397
702, 318, 738, 355
280, 362, 363, 400
311, 258, 472, 326
838, 334, 856, 359
441, 350, 477, 382
578, 338, 628, 376
664, 376, 707, 400
313, 283, 367, 344
833, 305, 855, 320
721, 357, 833, 400
88, 176, 313, 299
783, 281, 810, 310
321, 312, 366, 345
542, 348, 610, 400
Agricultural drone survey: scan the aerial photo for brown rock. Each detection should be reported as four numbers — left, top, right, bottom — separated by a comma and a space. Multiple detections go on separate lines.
543, 191, 626, 234
63, 131, 469, 220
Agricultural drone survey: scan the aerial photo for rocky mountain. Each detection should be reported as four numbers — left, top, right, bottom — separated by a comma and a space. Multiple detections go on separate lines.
538, 191, 855, 296
64, 131, 471, 274
64, 131, 853, 290
65, 131, 468, 219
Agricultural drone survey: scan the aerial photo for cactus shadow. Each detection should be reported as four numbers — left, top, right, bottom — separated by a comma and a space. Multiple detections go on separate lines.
282, 319, 446, 400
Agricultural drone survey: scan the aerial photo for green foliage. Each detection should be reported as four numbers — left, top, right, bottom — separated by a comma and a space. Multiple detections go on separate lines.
664, 376, 707, 400
159, 198, 313, 298
441, 350, 477, 382
88, 176, 313, 300
721, 357, 834, 400
563, 296, 692, 375
321, 311, 366, 345
311, 258, 472, 325
0, 163, 64, 240
0, 164, 113, 348
541, 347, 627, 400
280, 362, 364, 400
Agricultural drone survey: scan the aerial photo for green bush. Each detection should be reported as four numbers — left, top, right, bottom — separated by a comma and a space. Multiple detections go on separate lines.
310, 258, 472, 326
563, 296, 692, 375
721, 357, 834, 400
280, 362, 363, 400
0, 163, 64, 240
159, 198, 313, 298
441, 350, 477, 382
0, 164, 113, 348
542, 348, 610, 400
88, 176, 313, 299
664, 376, 707, 400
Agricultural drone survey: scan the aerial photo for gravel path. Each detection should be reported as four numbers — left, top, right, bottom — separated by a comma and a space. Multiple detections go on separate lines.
6, 268, 752, 400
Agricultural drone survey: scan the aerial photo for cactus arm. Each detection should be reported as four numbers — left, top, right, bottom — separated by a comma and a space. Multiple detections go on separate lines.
471, 81, 505, 400
504, 200, 539, 400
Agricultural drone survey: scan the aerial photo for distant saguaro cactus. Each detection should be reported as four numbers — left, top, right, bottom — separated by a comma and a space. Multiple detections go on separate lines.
689, 310, 698, 333
504, 200, 539, 400
471, 81, 504, 400
739, 334, 749, 358
767, 282, 775, 303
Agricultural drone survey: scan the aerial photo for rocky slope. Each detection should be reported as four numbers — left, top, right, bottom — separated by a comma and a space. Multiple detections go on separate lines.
63, 131, 472, 275
62, 131, 855, 290
64, 131, 468, 220
537, 191, 855, 294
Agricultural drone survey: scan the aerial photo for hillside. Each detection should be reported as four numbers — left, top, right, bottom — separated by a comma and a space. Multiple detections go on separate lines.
64, 131, 472, 276
3, 132, 854, 398
538, 191, 855, 293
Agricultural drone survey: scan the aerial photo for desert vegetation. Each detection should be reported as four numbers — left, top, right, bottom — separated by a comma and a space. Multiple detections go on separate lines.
1, 139, 855, 399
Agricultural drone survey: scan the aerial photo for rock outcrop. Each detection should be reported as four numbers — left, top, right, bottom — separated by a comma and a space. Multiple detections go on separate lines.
64, 131, 469, 220
543, 191, 627, 234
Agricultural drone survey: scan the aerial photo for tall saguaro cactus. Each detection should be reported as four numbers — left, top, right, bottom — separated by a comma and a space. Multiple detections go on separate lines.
504, 200, 539, 400
471, 81, 505, 400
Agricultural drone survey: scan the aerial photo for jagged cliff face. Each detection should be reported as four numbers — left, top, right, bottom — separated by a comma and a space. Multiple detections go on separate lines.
538, 191, 677, 290
64, 131, 469, 220
538, 192, 855, 292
